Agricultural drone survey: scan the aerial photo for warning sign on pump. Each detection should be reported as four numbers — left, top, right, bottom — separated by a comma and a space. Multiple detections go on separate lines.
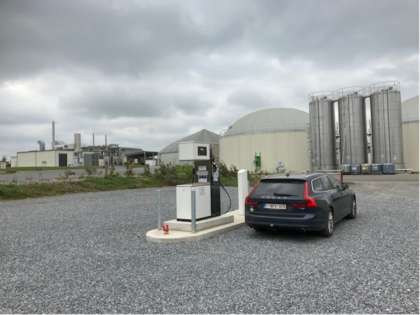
198, 175, 207, 183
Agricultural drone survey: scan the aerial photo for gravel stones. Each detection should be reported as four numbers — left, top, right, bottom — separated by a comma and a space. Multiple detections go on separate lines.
0, 182, 418, 313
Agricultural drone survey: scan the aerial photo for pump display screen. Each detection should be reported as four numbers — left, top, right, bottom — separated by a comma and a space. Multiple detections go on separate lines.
197, 146, 207, 156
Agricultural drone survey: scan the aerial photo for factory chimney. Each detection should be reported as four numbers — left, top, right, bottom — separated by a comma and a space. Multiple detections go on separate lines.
52, 121, 56, 150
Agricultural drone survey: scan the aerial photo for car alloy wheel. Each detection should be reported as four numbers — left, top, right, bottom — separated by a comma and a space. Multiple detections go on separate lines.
318, 209, 334, 237
327, 211, 334, 234
346, 197, 357, 219
352, 199, 357, 216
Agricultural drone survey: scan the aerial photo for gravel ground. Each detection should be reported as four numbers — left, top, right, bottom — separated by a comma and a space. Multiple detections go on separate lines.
0, 182, 418, 314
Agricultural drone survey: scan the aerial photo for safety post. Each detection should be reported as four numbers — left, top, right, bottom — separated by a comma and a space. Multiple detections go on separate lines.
191, 190, 196, 233
340, 170, 343, 184
238, 169, 249, 215
157, 190, 162, 230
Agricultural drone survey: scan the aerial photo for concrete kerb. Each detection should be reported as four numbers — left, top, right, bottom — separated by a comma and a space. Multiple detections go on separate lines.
146, 210, 245, 244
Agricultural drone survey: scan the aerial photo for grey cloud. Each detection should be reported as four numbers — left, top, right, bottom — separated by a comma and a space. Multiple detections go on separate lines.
1, 0, 417, 82
59, 86, 216, 119
0, 0, 244, 80
59, 87, 170, 119
227, 90, 275, 110
238, 0, 419, 69
172, 93, 212, 114
370, 58, 419, 83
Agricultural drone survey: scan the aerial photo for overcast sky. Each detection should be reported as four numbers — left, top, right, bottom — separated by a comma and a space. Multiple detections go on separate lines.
0, 0, 418, 159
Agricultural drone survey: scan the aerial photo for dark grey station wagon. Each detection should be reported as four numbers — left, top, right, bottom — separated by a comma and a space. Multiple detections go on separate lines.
245, 173, 357, 237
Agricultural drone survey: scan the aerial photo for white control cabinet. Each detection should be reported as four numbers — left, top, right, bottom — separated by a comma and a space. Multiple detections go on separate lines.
178, 142, 210, 161
176, 184, 211, 221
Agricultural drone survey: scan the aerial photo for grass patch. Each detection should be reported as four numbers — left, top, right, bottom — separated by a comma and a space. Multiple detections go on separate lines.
0, 176, 146, 201
0, 163, 266, 201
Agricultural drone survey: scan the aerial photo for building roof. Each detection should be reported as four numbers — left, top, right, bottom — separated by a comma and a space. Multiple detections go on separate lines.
223, 108, 309, 137
159, 129, 220, 154
402, 95, 419, 122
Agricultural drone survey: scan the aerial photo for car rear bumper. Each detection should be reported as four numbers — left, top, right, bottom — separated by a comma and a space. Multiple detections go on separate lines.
245, 211, 327, 231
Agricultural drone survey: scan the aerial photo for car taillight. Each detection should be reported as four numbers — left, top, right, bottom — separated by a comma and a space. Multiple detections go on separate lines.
304, 182, 317, 207
246, 201, 259, 205
245, 181, 260, 205
291, 182, 317, 208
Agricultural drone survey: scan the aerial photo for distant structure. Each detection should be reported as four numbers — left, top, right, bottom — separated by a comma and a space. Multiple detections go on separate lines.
401, 95, 419, 172
308, 92, 337, 171
158, 129, 220, 166
309, 81, 406, 174
220, 108, 310, 173
13, 127, 157, 167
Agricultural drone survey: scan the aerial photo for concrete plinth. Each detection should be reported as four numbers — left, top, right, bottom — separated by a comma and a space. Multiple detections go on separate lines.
146, 210, 245, 244
166, 214, 234, 232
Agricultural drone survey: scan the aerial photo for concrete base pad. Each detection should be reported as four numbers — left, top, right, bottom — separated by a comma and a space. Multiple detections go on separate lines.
165, 214, 234, 232
146, 210, 245, 243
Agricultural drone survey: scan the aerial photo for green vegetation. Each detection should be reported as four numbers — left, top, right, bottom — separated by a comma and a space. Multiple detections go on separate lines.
0, 163, 266, 201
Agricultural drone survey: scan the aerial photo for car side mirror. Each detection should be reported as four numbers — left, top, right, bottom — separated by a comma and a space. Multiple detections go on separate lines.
342, 183, 349, 190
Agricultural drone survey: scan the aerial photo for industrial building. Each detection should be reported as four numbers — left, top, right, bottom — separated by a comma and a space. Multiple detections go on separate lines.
158, 129, 220, 166
219, 108, 310, 173
7, 84, 418, 174
309, 81, 414, 174
402, 95, 419, 172
11, 131, 158, 168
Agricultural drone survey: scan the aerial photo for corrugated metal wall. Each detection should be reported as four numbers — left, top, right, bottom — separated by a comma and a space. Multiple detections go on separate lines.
402, 121, 419, 171
220, 131, 310, 173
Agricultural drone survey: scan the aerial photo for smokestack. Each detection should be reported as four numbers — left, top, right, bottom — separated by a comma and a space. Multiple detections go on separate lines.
52, 121, 56, 150
74, 133, 81, 152
105, 135, 107, 146
93, 133, 95, 147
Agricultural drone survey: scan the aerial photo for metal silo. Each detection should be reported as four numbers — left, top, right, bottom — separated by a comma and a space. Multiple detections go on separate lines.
337, 87, 368, 168
309, 92, 337, 171
369, 81, 404, 169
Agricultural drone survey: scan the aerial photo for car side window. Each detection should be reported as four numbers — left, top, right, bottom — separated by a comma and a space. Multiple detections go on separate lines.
312, 178, 324, 192
320, 176, 333, 190
312, 178, 324, 191
328, 175, 342, 189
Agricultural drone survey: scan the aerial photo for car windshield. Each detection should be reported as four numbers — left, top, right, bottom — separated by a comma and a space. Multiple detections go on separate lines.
251, 179, 305, 197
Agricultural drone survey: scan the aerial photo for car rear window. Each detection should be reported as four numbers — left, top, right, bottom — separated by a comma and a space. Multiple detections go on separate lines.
251, 179, 305, 197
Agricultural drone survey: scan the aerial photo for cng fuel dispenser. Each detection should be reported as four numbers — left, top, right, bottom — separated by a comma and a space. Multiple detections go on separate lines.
176, 141, 221, 221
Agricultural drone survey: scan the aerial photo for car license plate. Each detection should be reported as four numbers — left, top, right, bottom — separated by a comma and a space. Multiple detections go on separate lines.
264, 203, 286, 210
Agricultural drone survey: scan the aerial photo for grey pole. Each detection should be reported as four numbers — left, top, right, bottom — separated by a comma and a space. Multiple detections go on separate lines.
191, 190, 196, 233
157, 190, 162, 230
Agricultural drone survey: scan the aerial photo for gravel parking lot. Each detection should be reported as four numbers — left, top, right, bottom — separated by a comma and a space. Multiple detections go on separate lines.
0, 182, 418, 313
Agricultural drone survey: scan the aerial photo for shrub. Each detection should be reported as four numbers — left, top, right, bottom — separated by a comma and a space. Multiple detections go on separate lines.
144, 164, 151, 176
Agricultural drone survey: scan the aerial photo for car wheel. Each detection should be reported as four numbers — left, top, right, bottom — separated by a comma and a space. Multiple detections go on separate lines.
346, 197, 357, 219
318, 209, 334, 237
253, 226, 266, 232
